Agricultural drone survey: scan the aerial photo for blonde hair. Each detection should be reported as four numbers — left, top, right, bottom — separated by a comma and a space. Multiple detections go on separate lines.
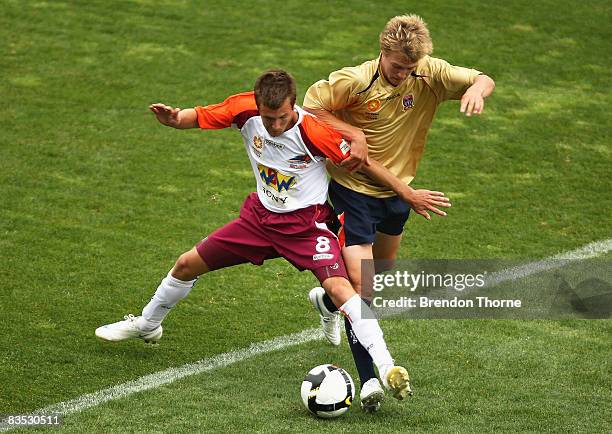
379, 14, 433, 63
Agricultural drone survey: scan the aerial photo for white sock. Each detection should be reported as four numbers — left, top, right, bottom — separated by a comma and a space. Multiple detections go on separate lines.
139, 272, 196, 331
339, 294, 394, 373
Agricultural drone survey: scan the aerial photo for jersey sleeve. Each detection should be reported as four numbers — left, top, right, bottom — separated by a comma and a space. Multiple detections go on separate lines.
195, 91, 258, 130
303, 67, 364, 112
425, 57, 482, 102
298, 115, 351, 165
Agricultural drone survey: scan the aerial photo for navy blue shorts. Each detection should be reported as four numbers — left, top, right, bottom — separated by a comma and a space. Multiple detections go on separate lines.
328, 180, 411, 247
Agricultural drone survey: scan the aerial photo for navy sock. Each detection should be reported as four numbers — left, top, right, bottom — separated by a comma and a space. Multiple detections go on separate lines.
322, 292, 338, 313
344, 300, 377, 387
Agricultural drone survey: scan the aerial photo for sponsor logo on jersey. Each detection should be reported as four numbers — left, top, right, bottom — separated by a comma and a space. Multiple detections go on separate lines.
382, 93, 401, 101
402, 94, 414, 110
260, 185, 288, 204
264, 138, 284, 149
257, 164, 296, 192
288, 154, 312, 169
313, 253, 334, 261
367, 99, 381, 112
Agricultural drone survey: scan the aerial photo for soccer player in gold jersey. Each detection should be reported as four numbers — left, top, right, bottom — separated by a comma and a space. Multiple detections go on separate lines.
303, 14, 495, 412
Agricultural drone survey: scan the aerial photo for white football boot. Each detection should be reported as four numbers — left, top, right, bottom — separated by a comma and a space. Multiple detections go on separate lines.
95, 314, 162, 343
360, 378, 385, 413
308, 287, 341, 346
380, 365, 413, 400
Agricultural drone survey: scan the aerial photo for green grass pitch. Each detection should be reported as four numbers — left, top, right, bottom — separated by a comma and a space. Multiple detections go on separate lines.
1, 0, 611, 432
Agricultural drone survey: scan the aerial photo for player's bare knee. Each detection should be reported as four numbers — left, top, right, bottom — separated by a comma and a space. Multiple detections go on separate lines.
323, 277, 356, 306
172, 253, 197, 281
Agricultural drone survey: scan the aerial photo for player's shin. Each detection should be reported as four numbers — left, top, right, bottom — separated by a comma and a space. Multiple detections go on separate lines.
339, 294, 393, 373
139, 272, 197, 331
322, 291, 339, 313
345, 314, 377, 386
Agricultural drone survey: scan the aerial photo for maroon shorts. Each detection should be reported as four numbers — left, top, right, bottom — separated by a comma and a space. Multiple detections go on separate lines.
196, 193, 348, 283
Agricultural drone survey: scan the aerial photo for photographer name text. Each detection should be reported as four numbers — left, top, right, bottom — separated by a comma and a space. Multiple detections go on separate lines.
372, 296, 522, 309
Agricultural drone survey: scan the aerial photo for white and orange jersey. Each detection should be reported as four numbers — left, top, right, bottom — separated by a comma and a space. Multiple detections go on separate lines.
195, 91, 351, 213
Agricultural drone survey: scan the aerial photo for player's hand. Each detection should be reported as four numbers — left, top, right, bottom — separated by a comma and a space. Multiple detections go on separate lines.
400, 189, 451, 220
340, 133, 369, 172
460, 87, 485, 117
149, 103, 182, 128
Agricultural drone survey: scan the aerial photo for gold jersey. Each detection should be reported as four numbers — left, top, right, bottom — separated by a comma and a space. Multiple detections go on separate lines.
304, 55, 481, 197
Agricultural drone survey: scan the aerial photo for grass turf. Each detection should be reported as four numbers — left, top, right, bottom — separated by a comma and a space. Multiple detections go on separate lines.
1, 0, 610, 432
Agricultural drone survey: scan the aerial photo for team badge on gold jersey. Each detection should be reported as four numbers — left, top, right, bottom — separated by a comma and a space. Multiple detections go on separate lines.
365, 99, 381, 120
367, 100, 381, 112
402, 94, 414, 110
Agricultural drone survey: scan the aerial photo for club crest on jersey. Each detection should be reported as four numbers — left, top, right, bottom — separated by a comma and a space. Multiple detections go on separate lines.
402, 94, 414, 110
257, 164, 296, 192
288, 154, 312, 169
252, 135, 264, 157
367, 99, 381, 112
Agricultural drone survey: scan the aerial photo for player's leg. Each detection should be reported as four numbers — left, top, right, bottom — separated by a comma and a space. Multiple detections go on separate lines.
96, 194, 275, 343
337, 243, 388, 411
341, 244, 376, 295
309, 243, 375, 347
338, 244, 380, 383
372, 231, 403, 271
284, 195, 384, 412
317, 182, 413, 410
137, 247, 209, 333
94, 246, 210, 343
321, 276, 413, 401
309, 181, 385, 410
352, 199, 411, 405
373, 194, 410, 263
310, 180, 379, 344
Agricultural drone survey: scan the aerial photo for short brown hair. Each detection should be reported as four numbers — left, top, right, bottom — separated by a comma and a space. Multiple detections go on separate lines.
254, 70, 296, 109
379, 14, 433, 63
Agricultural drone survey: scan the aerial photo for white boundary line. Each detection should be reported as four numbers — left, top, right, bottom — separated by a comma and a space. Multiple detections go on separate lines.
0, 328, 324, 432
1, 239, 610, 432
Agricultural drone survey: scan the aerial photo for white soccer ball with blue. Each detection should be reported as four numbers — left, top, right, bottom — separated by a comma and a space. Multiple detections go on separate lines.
300, 364, 355, 418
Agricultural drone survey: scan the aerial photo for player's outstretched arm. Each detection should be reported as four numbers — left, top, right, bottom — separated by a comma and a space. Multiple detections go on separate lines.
460, 74, 495, 117
359, 160, 451, 220
149, 103, 199, 129
304, 107, 369, 172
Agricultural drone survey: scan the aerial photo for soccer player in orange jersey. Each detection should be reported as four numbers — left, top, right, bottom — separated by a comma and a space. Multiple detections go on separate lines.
95, 70, 434, 403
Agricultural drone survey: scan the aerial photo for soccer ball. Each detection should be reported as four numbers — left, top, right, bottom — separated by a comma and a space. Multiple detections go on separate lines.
300, 364, 355, 418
